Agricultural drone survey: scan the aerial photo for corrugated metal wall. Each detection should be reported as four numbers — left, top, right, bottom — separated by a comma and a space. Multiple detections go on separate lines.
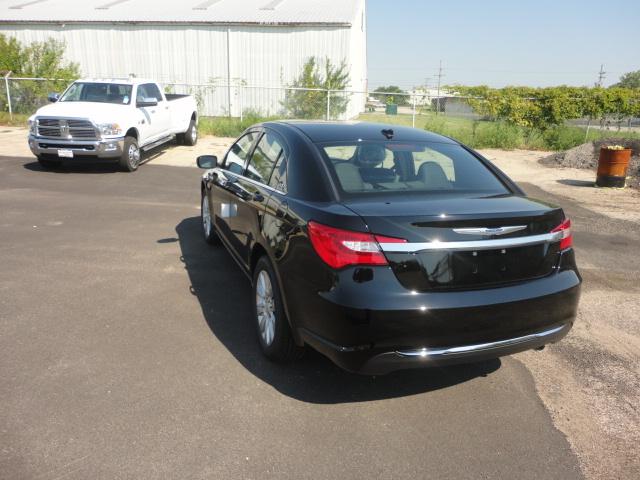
0, 22, 367, 117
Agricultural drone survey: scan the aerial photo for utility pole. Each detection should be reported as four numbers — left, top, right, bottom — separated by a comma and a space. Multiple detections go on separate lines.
435, 60, 444, 115
596, 64, 606, 87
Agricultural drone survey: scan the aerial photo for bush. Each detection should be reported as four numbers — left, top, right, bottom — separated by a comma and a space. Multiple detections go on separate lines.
0, 34, 79, 114
281, 57, 349, 119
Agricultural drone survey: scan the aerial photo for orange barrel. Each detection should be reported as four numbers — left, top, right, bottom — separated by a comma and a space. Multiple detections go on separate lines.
596, 147, 632, 188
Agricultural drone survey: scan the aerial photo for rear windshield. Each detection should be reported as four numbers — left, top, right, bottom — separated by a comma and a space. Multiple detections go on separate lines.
319, 141, 509, 196
60, 82, 133, 105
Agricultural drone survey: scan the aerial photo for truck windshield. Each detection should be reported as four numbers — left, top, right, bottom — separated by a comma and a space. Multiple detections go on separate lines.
59, 82, 133, 105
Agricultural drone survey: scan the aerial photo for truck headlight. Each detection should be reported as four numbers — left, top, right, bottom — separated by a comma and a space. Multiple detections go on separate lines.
97, 123, 122, 136
28, 119, 36, 134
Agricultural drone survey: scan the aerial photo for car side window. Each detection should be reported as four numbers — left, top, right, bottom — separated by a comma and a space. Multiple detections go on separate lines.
225, 132, 258, 174
268, 153, 287, 193
136, 84, 150, 103
145, 83, 163, 102
245, 133, 284, 185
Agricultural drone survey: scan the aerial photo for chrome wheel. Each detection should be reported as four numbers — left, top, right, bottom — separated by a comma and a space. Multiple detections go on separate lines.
191, 125, 197, 143
256, 270, 276, 346
202, 194, 211, 237
128, 144, 140, 167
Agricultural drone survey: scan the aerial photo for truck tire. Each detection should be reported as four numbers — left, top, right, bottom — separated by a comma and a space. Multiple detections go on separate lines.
37, 155, 62, 169
119, 136, 141, 172
182, 119, 198, 146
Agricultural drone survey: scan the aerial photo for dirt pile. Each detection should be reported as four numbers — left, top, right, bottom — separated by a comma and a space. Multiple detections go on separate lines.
540, 138, 640, 188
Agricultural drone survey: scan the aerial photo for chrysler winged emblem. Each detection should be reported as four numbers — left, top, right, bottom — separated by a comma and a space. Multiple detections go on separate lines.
453, 225, 527, 236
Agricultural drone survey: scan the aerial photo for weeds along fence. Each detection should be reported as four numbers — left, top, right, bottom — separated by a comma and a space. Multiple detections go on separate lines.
2, 76, 639, 138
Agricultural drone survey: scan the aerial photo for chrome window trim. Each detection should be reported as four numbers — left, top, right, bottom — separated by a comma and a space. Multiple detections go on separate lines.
378, 231, 561, 253
395, 324, 566, 358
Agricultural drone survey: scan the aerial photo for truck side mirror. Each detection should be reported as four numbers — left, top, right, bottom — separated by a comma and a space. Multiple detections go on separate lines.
48, 93, 60, 103
136, 97, 158, 108
197, 155, 218, 169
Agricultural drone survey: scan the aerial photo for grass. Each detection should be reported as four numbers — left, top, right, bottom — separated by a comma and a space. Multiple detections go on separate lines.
357, 112, 640, 151
198, 111, 276, 138
3, 108, 637, 152
0, 112, 30, 127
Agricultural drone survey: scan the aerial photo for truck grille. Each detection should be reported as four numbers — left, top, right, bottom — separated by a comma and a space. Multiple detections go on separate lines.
36, 118, 98, 140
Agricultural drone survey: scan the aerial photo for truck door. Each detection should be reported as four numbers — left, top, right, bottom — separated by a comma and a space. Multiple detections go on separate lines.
135, 83, 165, 142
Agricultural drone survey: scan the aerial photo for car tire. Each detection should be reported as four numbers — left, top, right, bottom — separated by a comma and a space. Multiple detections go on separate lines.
182, 119, 198, 146
37, 155, 62, 169
201, 192, 219, 245
118, 136, 141, 172
252, 256, 303, 362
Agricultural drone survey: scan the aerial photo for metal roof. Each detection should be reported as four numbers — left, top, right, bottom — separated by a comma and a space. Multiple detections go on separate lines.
0, 0, 361, 25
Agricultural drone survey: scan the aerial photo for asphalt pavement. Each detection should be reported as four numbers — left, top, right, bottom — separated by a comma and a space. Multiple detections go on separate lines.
0, 156, 583, 479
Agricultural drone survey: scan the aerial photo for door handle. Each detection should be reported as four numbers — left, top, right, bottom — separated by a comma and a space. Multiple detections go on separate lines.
253, 193, 265, 203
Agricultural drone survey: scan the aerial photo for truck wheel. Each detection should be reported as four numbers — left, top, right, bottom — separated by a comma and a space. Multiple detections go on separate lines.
37, 155, 62, 169
119, 136, 141, 172
183, 119, 198, 146
252, 256, 304, 362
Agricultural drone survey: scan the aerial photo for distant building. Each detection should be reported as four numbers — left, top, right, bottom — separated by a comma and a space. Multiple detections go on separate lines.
0, 0, 367, 117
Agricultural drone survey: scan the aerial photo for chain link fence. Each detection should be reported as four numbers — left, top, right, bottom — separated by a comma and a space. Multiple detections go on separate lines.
2, 76, 638, 138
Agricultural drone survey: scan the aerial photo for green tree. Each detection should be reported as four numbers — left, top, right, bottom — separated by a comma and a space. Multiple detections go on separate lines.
0, 34, 79, 114
611, 70, 640, 89
281, 57, 350, 119
372, 85, 409, 106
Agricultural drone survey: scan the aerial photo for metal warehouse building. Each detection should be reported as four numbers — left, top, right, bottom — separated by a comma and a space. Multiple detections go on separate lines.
0, 0, 367, 117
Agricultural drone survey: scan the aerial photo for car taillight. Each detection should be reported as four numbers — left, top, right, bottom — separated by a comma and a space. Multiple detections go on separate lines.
307, 221, 406, 269
551, 218, 572, 250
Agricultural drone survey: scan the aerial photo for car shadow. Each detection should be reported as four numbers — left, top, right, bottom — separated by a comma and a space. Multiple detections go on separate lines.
175, 216, 501, 404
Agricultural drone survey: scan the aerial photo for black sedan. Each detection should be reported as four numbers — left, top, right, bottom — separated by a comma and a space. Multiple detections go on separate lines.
197, 121, 581, 374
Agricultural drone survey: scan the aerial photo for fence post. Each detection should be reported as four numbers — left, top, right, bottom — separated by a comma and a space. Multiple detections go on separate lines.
412, 94, 417, 128
326, 89, 331, 121
4, 71, 12, 120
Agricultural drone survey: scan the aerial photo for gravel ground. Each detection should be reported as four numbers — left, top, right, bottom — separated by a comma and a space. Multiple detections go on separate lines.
540, 139, 640, 189
482, 149, 640, 480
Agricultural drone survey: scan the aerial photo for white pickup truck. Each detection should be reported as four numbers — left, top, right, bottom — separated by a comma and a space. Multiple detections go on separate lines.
27, 78, 198, 171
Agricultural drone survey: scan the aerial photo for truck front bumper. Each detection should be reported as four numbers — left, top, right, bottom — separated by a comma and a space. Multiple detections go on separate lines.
28, 135, 125, 159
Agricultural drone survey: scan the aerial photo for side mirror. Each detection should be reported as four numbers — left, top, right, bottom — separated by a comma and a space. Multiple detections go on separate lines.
48, 93, 60, 103
197, 155, 218, 169
136, 97, 158, 108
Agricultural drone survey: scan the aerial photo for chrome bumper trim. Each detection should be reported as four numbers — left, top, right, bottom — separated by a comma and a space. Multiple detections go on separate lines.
28, 135, 125, 158
379, 232, 561, 253
395, 324, 566, 358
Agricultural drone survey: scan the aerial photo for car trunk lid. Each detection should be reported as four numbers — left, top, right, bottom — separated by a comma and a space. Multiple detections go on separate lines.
343, 194, 565, 291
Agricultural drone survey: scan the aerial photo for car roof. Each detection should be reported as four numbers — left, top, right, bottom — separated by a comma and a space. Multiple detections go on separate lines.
264, 120, 458, 144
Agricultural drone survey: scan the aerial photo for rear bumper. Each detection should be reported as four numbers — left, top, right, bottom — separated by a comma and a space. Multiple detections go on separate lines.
293, 251, 581, 375
28, 134, 125, 159
358, 322, 571, 375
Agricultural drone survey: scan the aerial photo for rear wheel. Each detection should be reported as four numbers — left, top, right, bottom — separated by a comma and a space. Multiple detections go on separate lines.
37, 155, 61, 169
118, 136, 141, 172
182, 119, 198, 146
252, 256, 303, 362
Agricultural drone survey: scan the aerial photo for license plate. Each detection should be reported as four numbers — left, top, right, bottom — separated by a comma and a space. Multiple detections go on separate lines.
57, 149, 74, 158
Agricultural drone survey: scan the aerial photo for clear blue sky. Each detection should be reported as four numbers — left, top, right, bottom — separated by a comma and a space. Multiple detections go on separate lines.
366, 0, 640, 89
